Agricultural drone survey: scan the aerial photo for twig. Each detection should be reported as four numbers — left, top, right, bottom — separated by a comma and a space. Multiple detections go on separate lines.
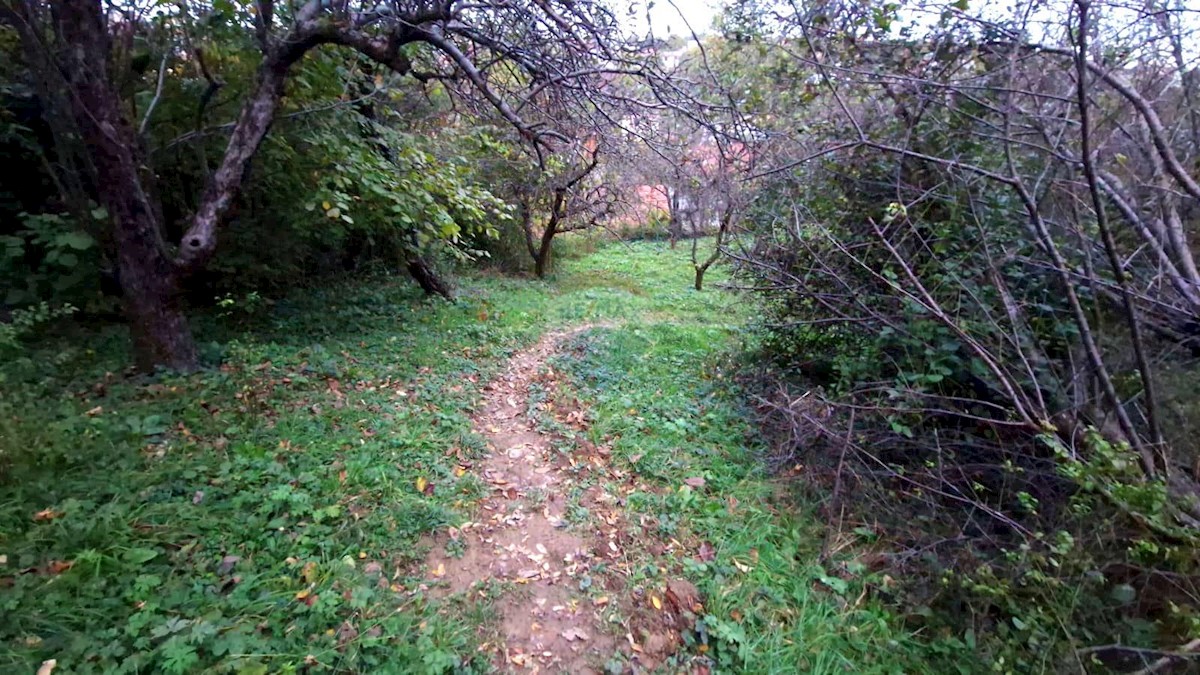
1075, 639, 1200, 674
137, 48, 171, 136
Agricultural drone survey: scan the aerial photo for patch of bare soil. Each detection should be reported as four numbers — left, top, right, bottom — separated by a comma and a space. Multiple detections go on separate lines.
423, 326, 625, 673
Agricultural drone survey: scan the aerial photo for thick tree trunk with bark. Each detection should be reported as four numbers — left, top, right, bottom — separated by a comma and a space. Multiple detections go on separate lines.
534, 213, 558, 279
22, 0, 584, 370
52, 0, 198, 370
30, 0, 426, 370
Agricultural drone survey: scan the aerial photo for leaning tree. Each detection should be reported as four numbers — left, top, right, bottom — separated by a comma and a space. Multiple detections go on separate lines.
1, 0, 624, 370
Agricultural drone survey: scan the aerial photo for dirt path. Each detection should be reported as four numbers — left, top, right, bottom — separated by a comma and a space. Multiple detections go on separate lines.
422, 325, 625, 673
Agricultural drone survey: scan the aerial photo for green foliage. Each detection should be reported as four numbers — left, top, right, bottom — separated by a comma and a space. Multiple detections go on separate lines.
0, 211, 109, 310
0, 241, 958, 673
0, 242, 720, 672
912, 431, 1200, 673
0, 301, 76, 358
549, 270, 959, 672
194, 91, 511, 294
303, 114, 508, 261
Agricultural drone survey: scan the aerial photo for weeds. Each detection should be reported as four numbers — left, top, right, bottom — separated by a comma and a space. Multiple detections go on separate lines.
2, 242, 971, 673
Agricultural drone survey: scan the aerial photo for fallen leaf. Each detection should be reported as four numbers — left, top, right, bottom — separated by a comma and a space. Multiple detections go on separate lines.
33, 508, 63, 522
651, 595, 662, 610
698, 541, 715, 562
415, 476, 434, 495
666, 578, 702, 613
336, 621, 358, 650
432, 563, 445, 577
36, 659, 56, 675
218, 555, 240, 574
192, 490, 205, 505
683, 477, 706, 488
85, 406, 103, 416
45, 560, 73, 575
295, 588, 312, 600
301, 561, 318, 583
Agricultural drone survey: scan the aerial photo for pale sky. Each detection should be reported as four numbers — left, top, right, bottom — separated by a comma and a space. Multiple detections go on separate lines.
619, 0, 721, 39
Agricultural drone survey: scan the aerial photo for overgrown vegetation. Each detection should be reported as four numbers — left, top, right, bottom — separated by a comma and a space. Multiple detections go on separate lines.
1, 243, 950, 673
719, 0, 1200, 669
3, 0, 1200, 670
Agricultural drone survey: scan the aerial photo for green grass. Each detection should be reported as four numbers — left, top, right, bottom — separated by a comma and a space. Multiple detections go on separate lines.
0, 241, 949, 673
552, 321, 945, 674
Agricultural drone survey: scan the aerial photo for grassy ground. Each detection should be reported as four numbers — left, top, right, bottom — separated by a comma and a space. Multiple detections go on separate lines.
1, 240, 945, 673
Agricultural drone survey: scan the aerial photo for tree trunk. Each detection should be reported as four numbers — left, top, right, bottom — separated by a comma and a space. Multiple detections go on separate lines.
692, 206, 733, 291
530, 189, 565, 278
19, 0, 432, 371
406, 255, 453, 300
51, 0, 198, 370
534, 244, 552, 278
534, 218, 557, 279
668, 189, 682, 248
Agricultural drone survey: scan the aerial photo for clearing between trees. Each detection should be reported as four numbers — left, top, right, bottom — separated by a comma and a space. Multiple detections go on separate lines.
1, 243, 936, 674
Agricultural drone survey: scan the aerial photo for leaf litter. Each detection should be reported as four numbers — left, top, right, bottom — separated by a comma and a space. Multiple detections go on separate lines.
420, 325, 662, 673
